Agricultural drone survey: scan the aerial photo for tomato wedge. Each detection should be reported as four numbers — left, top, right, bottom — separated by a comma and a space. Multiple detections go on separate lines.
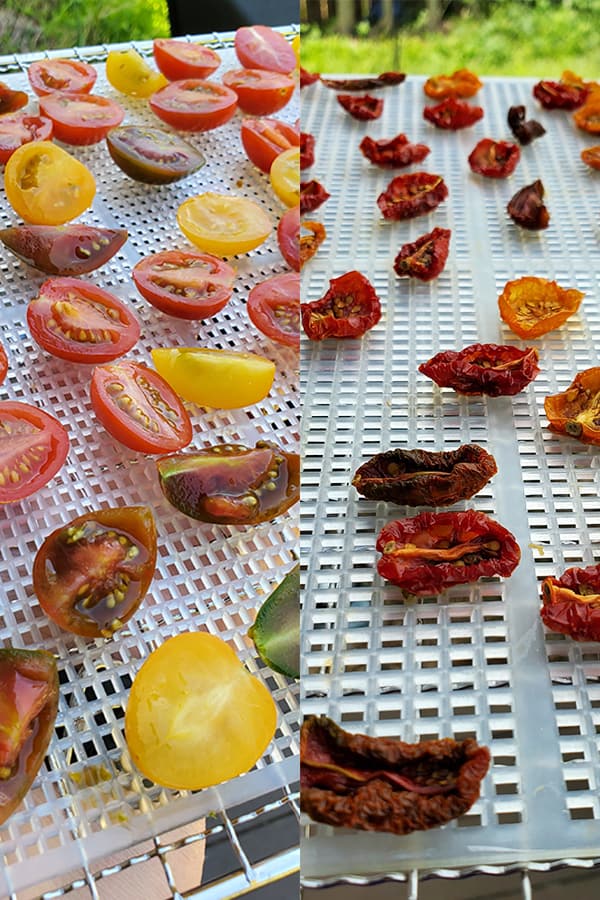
0, 225, 127, 276
38, 92, 124, 145
177, 193, 271, 256
240, 117, 300, 173
27, 277, 140, 363
149, 79, 237, 132
277, 205, 300, 271
153, 39, 221, 80
132, 250, 235, 319
0, 401, 69, 503
106, 125, 205, 184
27, 59, 96, 97
0, 115, 53, 165
247, 273, 300, 348
222, 68, 295, 116
234, 25, 297, 74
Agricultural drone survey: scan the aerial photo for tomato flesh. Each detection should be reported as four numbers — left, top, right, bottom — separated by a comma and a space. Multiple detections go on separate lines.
0, 401, 69, 503
270, 147, 300, 207
153, 39, 221, 80
0, 82, 28, 115
0, 225, 127, 276
0, 115, 53, 165
133, 250, 235, 319
27, 59, 96, 97
247, 273, 300, 348
105, 49, 167, 98
106, 125, 205, 185
39, 93, 124, 146
241, 117, 300, 174
177, 192, 271, 256
277, 205, 300, 271
222, 68, 295, 116
234, 25, 297, 74
149, 79, 238, 132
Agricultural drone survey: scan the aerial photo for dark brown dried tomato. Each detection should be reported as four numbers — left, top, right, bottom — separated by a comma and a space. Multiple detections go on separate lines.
352, 444, 497, 507
507, 179, 550, 230
393, 227, 450, 281
300, 131, 315, 170
544, 368, 600, 445
423, 97, 483, 130
468, 138, 520, 178
301, 270, 381, 341
321, 72, 406, 91
300, 179, 330, 215
300, 67, 320, 88
533, 79, 588, 110
377, 172, 448, 220
419, 343, 540, 397
300, 220, 326, 266
300, 715, 491, 835
541, 564, 600, 642
359, 133, 430, 168
507, 105, 546, 145
337, 93, 383, 120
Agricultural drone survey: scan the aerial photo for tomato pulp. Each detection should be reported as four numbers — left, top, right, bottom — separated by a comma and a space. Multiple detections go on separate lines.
0, 401, 69, 503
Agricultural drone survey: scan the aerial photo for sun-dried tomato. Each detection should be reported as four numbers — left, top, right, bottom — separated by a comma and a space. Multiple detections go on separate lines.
300, 179, 330, 215
300, 220, 326, 266
359, 133, 430, 168
321, 72, 405, 91
544, 368, 600, 445
424, 68, 483, 100
533, 78, 588, 110
300, 715, 491, 835
541, 564, 600, 641
419, 343, 540, 397
468, 138, 520, 178
581, 146, 600, 170
300, 67, 320, 88
423, 97, 484, 130
393, 227, 451, 281
574, 98, 600, 134
507, 179, 549, 230
376, 509, 521, 596
498, 276, 584, 339
337, 93, 383, 120
507, 105, 546, 145
352, 444, 497, 507
377, 172, 448, 220
301, 270, 381, 341
300, 131, 315, 170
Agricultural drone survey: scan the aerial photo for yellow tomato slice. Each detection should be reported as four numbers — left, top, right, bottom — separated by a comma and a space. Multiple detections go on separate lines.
106, 49, 167, 98
125, 632, 277, 791
291, 34, 300, 65
177, 192, 271, 256
4, 141, 96, 225
151, 346, 275, 409
270, 146, 300, 208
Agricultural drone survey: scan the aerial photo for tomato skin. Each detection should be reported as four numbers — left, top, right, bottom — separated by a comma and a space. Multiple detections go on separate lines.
277, 205, 300, 271
270, 146, 300, 207
106, 125, 205, 185
153, 39, 221, 80
234, 25, 297, 74
0, 82, 28, 115
423, 98, 484, 130
581, 145, 600, 170
468, 138, 520, 178
247, 273, 300, 348
545, 368, 600, 445
177, 192, 271, 256
0, 343, 6, 386
302, 271, 381, 341
300, 220, 327, 266
133, 250, 235, 319
0, 225, 127, 276
149, 79, 237, 132
38, 93, 124, 146
27, 59, 96, 97
222, 68, 294, 116
0, 401, 69, 503
498, 276, 583, 338
240, 117, 299, 173
27, 277, 140, 363
337, 93, 383, 120
424, 68, 482, 100
105, 49, 167, 98
0, 115, 53, 165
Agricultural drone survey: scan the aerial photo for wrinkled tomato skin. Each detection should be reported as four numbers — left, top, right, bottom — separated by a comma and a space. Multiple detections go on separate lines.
544, 368, 600, 445
106, 126, 205, 184
153, 39, 221, 80
277, 205, 300, 271
0, 82, 28, 115
541, 565, 600, 641
27, 59, 96, 97
359, 134, 430, 168
222, 68, 294, 116
0, 115, 53, 165
574, 101, 600, 134
393, 227, 451, 281
149, 79, 238, 132
247, 273, 300, 348
300, 131, 315, 169
498, 276, 584, 338
300, 180, 330, 215
337, 93, 383, 120
0, 225, 127, 276
0, 401, 69, 503
468, 138, 520, 178
300, 221, 326, 266
39, 92, 124, 145
507, 105, 546, 145
241, 117, 299, 173
132, 250, 235, 319
321, 72, 405, 91
377, 172, 448, 220
301, 270, 381, 341
424, 69, 482, 100
507, 179, 550, 230
33, 507, 157, 639
423, 98, 484, 130
533, 80, 588, 110
234, 25, 297, 74
420, 343, 540, 397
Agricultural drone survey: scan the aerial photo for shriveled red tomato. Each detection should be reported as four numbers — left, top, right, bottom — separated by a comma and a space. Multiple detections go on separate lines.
533, 78, 588, 110
241, 117, 299, 173
498, 276, 583, 338
377, 172, 448, 220
541, 564, 600, 641
468, 138, 520, 178
38, 92, 124, 145
132, 250, 235, 319
153, 39, 221, 80
321, 73, 405, 91
337, 93, 383, 120
106, 126, 205, 184
33, 506, 157, 638
234, 25, 297, 74
300, 179, 330, 215
0, 115, 53, 165
359, 133, 430, 168
27, 59, 96, 96
419, 343, 540, 397
0, 343, 7, 386
300, 131, 315, 170
0, 401, 69, 503
27, 277, 140, 363
247, 273, 300, 348
545, 368, 600, 445
393, 227, 451, 281
300, 67, 320, 88
0, 82, 28, 115
300, 221, 326, 266
424, 68, 482, 100
150, 80, 237, 131
91, 360, 192, 453
581, 145, 600, 169
423, 98, 484, 130
301, 271, 381, 341
222, 68, 294, 116
0, 225, 127, 276
277, 205, 300, 271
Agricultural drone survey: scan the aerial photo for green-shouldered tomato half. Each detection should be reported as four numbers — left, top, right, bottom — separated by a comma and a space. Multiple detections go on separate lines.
106, 125, 205, 185
0, 225, 127, 276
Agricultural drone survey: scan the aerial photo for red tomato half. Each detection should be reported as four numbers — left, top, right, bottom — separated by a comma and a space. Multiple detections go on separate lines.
149, 80, 237, 132
91, 360, 192, 454
240, 117, 299, 173
132, 250, 235, 320
0, 115, 53, 165
234, 25, 297, 74
0, 401, 69, 503
277, 205, 300, 271
27, 277, 140, 363
153, 39, 221, 80
0, 343, 7, 385
39, 93, 124, 145
247, 272, 300, 348
28, 59, 97, 97
222, 69, 294, 116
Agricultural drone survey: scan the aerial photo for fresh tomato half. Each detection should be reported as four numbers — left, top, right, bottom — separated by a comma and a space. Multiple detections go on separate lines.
277, 205, 300, 271
0, 225, 127, 276
105, 48, 167, 98
27, 277, 140, 363
0, 115, 53, 165
153, 39, 221, 80
125, 632, 277, 790
27, 59, 96, 97
0, 401, 69, 503
33, 506, 157, 639
38, 92, 124, 145
91, 360, 192, 454
270, 147, 300, 208
0, 82, 28, 115
106, 125, 205, 185
234, 25, 297, 74
133, 250, 235, 319
0, 343, 7, 386
240, 117, 300, 174
149, 79, 237, 132
177, 192, 271, 256
222, 68, 294, 116
4, 142, 95, 226
247, 273, 300, 348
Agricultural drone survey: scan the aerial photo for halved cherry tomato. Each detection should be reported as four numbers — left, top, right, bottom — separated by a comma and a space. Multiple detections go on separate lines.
270, 147, 300, 207
240, 117, 300, 174
0, 343, 7, 386
0, 401, 69, 503
234, 25, 297, 74
0, 82, 28, 115
27, 59, 96, 97
498, 276, 584, 339
132, 250, 235, 319
153, 39, 221, 80
0, 225, 127, 276
0, 115, 53, 164
222, 68, 294, 116
91, 360, 192, 453
177, 193, 271, 256
247, 272, 300, 348
149, 79, 237, 132
33, 506, 157, 639
27, 277, 140, 363
105, 48, 167, 98
277, 205, 300, 271
4, 142, 95, 225
38, 92, 124, 145
106, 125, 205, 184
581, 145, 600, 169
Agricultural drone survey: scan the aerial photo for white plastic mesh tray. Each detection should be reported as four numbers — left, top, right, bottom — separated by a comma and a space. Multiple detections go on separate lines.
0, 33, 299, 897
300, 74, 600, 881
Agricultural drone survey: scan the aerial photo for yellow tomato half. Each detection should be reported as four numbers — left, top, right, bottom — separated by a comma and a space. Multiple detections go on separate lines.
106, 49, 167, 98
270, 146, 300, 208
177, 192, 271, 256
125, 632, 277, 791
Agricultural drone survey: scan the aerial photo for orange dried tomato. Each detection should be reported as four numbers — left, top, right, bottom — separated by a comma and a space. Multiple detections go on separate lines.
581, 146, 600, 170
300, 220, 326, 266
545, 369, 600, 445
498, 276, 584, 339
574, 98, 600, 134
424, 68, 482, 100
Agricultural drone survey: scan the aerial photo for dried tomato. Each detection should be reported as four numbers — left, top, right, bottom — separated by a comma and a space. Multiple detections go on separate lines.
423, 97, 483, 130
541, 564, 600, 641
544, 368, 600, 445
300, 179, 330, 215
507, 105, 546, 145
300, 131, 315, 170
581, 146, 600, 170
377, 172, 448, 220
377, 509, 521, 596
300, 67, 319, 88
359, 133, 430, 168
533, 78, 588, 110
300, 715, 490, 835
301, 270, 381, 341
419, 343, 540, 397
574, 99, 600, 134
337, 93, 383, 120
321, 72, 405, 91
300, 220, 326, 266
0, 82, 28, 115
393, 227, 451, 281
498, 276, 584, 339
468, 138, 520, 178
352, 444, 497, 507
424, 68, 482, 100
507, 179, 549, 230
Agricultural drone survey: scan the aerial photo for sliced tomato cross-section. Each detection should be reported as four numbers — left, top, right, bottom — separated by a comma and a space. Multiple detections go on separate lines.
132, 250, 235, 319
0, 401, 69, 503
